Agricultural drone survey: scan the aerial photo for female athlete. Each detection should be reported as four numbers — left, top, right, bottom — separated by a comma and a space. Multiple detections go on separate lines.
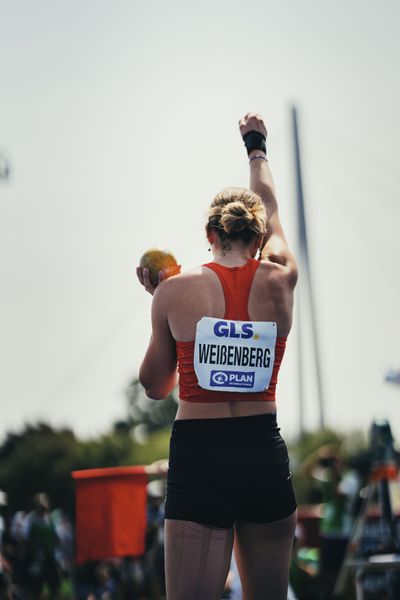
137, 112, 298, 600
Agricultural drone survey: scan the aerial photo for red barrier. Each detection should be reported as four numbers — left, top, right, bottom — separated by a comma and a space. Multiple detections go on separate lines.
72, 466, 148, 563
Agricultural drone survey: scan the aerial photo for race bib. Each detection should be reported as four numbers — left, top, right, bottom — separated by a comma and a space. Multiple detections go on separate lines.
193, 317, 277, 393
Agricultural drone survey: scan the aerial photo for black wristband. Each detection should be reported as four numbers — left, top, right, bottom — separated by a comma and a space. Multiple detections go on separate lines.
242, 130, 266, 156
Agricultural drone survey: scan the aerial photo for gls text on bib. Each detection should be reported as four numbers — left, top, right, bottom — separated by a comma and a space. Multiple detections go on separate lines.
193, 317, 277, 393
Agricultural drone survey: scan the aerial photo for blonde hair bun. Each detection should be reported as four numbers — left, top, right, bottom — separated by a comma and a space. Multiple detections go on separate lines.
220, 202, 253, 234
207, 187, 267, 240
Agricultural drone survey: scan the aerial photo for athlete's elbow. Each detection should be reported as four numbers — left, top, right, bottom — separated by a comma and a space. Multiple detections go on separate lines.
145, 378, 177, 400
139, 376, 164, 399
144, 388, 166, 400
138, 366, 151, 391
139, 365, 177, 400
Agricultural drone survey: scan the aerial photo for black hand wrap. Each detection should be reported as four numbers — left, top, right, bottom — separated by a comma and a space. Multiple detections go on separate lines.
242, 130, 266, 156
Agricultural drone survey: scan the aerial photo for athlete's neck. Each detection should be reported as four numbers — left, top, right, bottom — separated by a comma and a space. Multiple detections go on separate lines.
211, 247, 255, 268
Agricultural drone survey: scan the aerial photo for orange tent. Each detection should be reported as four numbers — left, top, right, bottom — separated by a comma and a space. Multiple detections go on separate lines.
72, 466, 148, 563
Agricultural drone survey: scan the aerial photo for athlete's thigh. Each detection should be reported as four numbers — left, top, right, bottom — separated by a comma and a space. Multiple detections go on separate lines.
164, 518, 234, 600
234, 510, 297, 600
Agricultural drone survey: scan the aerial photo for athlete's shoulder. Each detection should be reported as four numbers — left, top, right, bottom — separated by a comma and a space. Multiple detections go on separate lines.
165, 265, 206, 286
257, 258, 298, 287
152, 265, 208, 299
257, 259, 286, 276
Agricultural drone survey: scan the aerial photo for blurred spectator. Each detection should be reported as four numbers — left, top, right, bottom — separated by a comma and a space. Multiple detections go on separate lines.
0, 494, 18, 599
19, 493, 61, 599
52, 509, 74, 578
304, 446, 360, 599
289, 525, 321, 600
144, 479, 165, 599
92, 561, 118, 599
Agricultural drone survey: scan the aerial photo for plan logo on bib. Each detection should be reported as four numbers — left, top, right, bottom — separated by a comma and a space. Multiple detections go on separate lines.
210, 370, 255, 388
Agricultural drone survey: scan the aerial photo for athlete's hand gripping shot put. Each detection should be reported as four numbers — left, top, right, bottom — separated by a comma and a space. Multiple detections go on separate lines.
137, 113, 298, 600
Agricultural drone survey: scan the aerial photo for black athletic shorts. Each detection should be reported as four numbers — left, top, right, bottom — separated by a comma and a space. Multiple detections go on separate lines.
165, 413, 297, 528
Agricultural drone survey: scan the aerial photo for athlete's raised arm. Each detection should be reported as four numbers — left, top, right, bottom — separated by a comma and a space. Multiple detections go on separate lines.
239, 112, 297, 281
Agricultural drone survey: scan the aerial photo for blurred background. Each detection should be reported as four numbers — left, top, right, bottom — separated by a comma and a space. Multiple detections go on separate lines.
1, 1, 400, 598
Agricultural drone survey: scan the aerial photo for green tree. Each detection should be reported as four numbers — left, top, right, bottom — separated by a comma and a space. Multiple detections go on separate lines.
0, 423, 135, 515
124, 377, 178, 436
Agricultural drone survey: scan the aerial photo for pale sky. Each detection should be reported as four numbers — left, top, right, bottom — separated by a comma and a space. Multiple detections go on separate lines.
1, 0, 400, 444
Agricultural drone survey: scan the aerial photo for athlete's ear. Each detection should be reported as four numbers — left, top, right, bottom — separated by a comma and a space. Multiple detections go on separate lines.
206, 228, 217, 245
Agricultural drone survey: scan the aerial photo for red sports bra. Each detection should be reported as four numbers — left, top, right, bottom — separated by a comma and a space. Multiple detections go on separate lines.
175, 259, 287, 402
